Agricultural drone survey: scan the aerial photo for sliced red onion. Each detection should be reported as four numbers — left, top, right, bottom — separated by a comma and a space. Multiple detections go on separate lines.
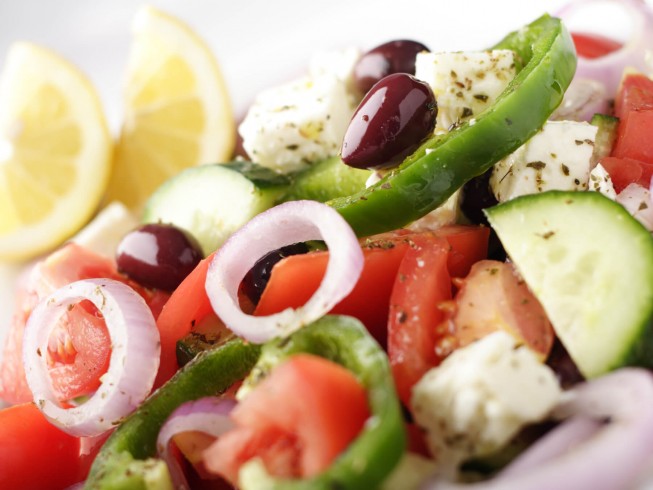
557, 0, 653, 96
423, 368, 653, 490
550, 77, 609, 121
157, 397, 236, 490
616, 182, 653, 231
22, 278, 160, 437
205, 200, 364, 343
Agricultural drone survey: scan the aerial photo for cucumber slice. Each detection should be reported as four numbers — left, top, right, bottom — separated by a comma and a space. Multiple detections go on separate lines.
485, 191, 653, 378
284, 156, 371, 202
590, 113, 619, 165
143, 162, 290, 256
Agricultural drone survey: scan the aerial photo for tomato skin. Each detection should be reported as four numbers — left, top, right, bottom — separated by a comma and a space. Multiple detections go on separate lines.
0, 403, 83, 489
255, 226, 489, 348
203, 354, 370, 484
0, 243, 169, 404
571, 32, 621, 59
614, 72, 653, 118
600, 156, 653, 193
387, 236, 452, 407
612, 110, 653, 165
155, 253, 219, 387
443, 260, 555, 359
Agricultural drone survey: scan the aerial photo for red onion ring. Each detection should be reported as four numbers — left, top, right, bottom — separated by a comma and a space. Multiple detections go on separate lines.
157, 397, 236, 490
550, 78, 609, 121
205, 200, 364, 343
557, 0, 653, 96
22, 278, 160, 437
423, 369, 653, 490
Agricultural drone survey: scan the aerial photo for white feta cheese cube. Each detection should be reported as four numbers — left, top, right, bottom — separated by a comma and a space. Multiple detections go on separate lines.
490, 121, 598, 202
588, 163, 617, 199
239, 74, 355, 174
411, 331, 561, 474
308, 47, 361, 94
617, 183, 653, 231
415, 50, 516, 131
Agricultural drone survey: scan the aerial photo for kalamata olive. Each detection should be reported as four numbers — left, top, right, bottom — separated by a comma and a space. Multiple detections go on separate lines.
116, 223, 203, 291
241, 242, 309, 304
341, 73, 437, 169
354, 40, 429, 95
460, 170, 498, 226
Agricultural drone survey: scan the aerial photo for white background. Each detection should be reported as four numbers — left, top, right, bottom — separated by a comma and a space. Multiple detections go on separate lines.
0, 0, 636, 358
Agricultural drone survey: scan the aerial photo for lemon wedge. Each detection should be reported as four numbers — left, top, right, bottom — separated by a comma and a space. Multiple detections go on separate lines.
0, 42, 112, 262
106, 6, 235, 210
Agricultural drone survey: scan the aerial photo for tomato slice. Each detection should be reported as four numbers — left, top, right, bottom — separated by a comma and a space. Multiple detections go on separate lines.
600, 156, 653, 193
612, 110, 653, 165
0, 243, 169, 404
203, 354, 370, 484
571, 32, 622, 59
154, 252, 221, 387
387, 236, 452, 407
614, 72, 653, 118
0, 403, 83, 489
255, 226, 489, 347
443, 260, 555, 359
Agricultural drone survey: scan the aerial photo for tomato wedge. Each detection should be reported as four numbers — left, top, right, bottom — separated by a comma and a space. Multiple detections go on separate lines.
0, 403, 83, 489
387, 236, 452, 407
571, 32, 622, 59
255, 226, 489, 347
0, 243, 169, 404
203, 354, 370, 484
442, 260, 555, 359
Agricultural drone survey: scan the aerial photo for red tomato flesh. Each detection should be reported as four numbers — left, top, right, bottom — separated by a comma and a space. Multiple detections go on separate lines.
612, 110, 653, 165
614, 72, 653, 119
387, 236, 452, 407
203, 354, 370, 484
571, 32, 622, 59
600, 156, 653, 193
255, 226, 489, 348
0, 403, 83, 489
443, 260, 555, 360
0, 243, 169, 404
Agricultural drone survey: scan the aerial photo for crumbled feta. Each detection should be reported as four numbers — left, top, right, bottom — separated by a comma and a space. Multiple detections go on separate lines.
411, 331, 561, 474
239, 74, 355, 174
490, 121, 598, 202
415, 50, 517, 131
308, 47, 361, 95
616, 183, 653, 231
588, 163, 617, 199
70, 202, 138, 258
407, 190, 462, 231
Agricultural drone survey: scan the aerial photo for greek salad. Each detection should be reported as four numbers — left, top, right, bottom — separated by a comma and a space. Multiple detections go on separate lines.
3, 0, 653, 489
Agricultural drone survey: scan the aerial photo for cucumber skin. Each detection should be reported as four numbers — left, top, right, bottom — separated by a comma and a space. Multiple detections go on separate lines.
590, 113, 619, 165
485, 190, 653, 378
142, 163, 290, 256
284, 156, 371, 203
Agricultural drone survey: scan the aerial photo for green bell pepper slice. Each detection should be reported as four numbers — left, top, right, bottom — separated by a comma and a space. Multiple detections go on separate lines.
328, 14, 577, 237
237, 315, 406, 490
84, 339, 261, 489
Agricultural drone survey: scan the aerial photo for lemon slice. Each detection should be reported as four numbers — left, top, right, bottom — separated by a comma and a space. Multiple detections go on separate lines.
0, 43, 112, 262
106, 6, 235, 210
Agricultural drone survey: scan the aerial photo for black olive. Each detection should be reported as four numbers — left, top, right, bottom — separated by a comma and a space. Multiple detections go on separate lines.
353, 40, 429, 95
341, 73, 436, 169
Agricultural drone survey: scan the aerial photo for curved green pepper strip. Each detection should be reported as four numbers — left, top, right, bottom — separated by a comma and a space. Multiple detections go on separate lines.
84, 339, 261, 490
328, 14, 576, 237
237, 315, 406, 490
